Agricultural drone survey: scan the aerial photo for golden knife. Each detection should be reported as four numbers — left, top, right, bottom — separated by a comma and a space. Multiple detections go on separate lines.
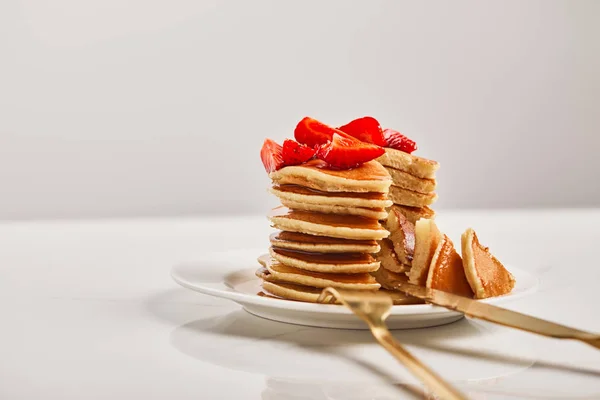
392, 282, 600, 350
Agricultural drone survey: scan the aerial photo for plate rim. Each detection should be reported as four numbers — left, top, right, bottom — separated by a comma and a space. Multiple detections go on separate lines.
170, 252, 538, 316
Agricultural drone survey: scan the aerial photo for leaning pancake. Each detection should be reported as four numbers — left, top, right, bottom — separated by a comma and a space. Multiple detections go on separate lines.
426, 235, 474, 297
383, 207, 415, 266
263, 257, 380, 290
270, 159, 392, 193
374, 239, 410, 274
279, 198, 388, 220
408, 218, 442, 285
269, 231, 380, 253
269, 247, 380, 273
270, 184, 392, 209
268, 207, 389, 240
461, 228, 515, 299
384, 167, 436, 194
262, 281, 326, 303
389, 186, 438, 208
376, 148, 439, 179
371, 265, 408, 290
389, 204, 436, 225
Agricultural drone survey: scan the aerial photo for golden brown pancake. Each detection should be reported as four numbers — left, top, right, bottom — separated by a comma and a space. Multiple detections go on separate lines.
389, 204, 436, 225
461, 228, 515, 299
389, 186, 438, 208
384, 167, 436, 194
270, 159, 392, 193
371, 263, 409, 290
279, 198, 388, 220
376, 148, 439, 179
270, 184, 392, 209
262, 256, 380, 290
408, 218, 442, 285
269, 247, 380, 273
261, 281, 327, 303
268, 207, 389, 240
261, 281, 416, 305
269, 231, 380, 253
426, 235, 474, 297
383, 207, 415, 265
374, 239, 410, 274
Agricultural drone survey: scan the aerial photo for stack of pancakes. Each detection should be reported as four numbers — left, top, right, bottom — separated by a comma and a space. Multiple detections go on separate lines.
256, 159, 393, 303
376, 148, 439, 224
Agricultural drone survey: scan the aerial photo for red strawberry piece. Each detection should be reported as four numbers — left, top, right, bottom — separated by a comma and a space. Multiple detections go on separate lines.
294, 117, 342, 147
338, 116, 386, 146
282, 139, 316, 165
316, 133, 385, 169
260, 138, 284, 173
383, 129, 418, 154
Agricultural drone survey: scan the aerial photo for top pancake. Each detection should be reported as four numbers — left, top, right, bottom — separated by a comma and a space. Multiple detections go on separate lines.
270, 159, 392, 193
377, 148, 439, 179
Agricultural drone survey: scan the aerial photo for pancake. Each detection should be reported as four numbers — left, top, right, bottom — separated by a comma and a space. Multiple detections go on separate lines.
376, 148, 439, 179
374, 239, 410, 274
269, 231, 380, 253
389, 204, 435, 225
389, 186, 438, 208
408, 218, 442, 285
384, 167, 436, 194
279, 198, 389, 220
263, 256, 380, 290
269, 247, 380, 273
461, 228, 515, 299
255, 266, 272, 280
371, 265, 409, 290
268, 207, 389, 240
262, 281, 326, 303
262, 276, 418, 305
384, 207, 415, 265
270, 159, 392, 193
426, 235, 474, 297
270, 184, 393, 209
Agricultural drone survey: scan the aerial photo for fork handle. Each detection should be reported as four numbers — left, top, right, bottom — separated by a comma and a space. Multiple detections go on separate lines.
582, 337, 600, 350
371, 328, 468, 400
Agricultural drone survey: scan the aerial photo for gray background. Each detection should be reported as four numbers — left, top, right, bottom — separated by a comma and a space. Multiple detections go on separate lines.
1, 0, 598, 219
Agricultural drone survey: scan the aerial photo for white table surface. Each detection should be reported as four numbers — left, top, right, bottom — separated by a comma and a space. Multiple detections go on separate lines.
1, 210, 599, 400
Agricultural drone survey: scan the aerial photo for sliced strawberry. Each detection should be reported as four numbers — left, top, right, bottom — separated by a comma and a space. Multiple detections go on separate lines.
260, 138, 284, 173
316, 133, 385, 169
338, 116, 386, 146
383, 129, 418, 154
294, 117, 342, 147
282, 139, 316, 165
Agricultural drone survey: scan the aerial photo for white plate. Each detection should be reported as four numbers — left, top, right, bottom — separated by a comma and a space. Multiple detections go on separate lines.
171, 248, 538, 330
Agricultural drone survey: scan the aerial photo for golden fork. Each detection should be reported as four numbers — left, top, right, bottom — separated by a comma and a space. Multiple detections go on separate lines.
318, 287, 468, 400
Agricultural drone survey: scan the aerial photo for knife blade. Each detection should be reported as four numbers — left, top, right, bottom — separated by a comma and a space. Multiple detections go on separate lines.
393, 282, 600, 350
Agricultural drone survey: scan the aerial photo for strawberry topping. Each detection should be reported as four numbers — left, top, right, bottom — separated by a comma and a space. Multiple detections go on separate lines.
383, 129, 418, 154
294, 117, 343, 147
338, 116, 386, 146
316, 133, 385, 169
260, 138, 285, 173
282, 139, 316, 165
